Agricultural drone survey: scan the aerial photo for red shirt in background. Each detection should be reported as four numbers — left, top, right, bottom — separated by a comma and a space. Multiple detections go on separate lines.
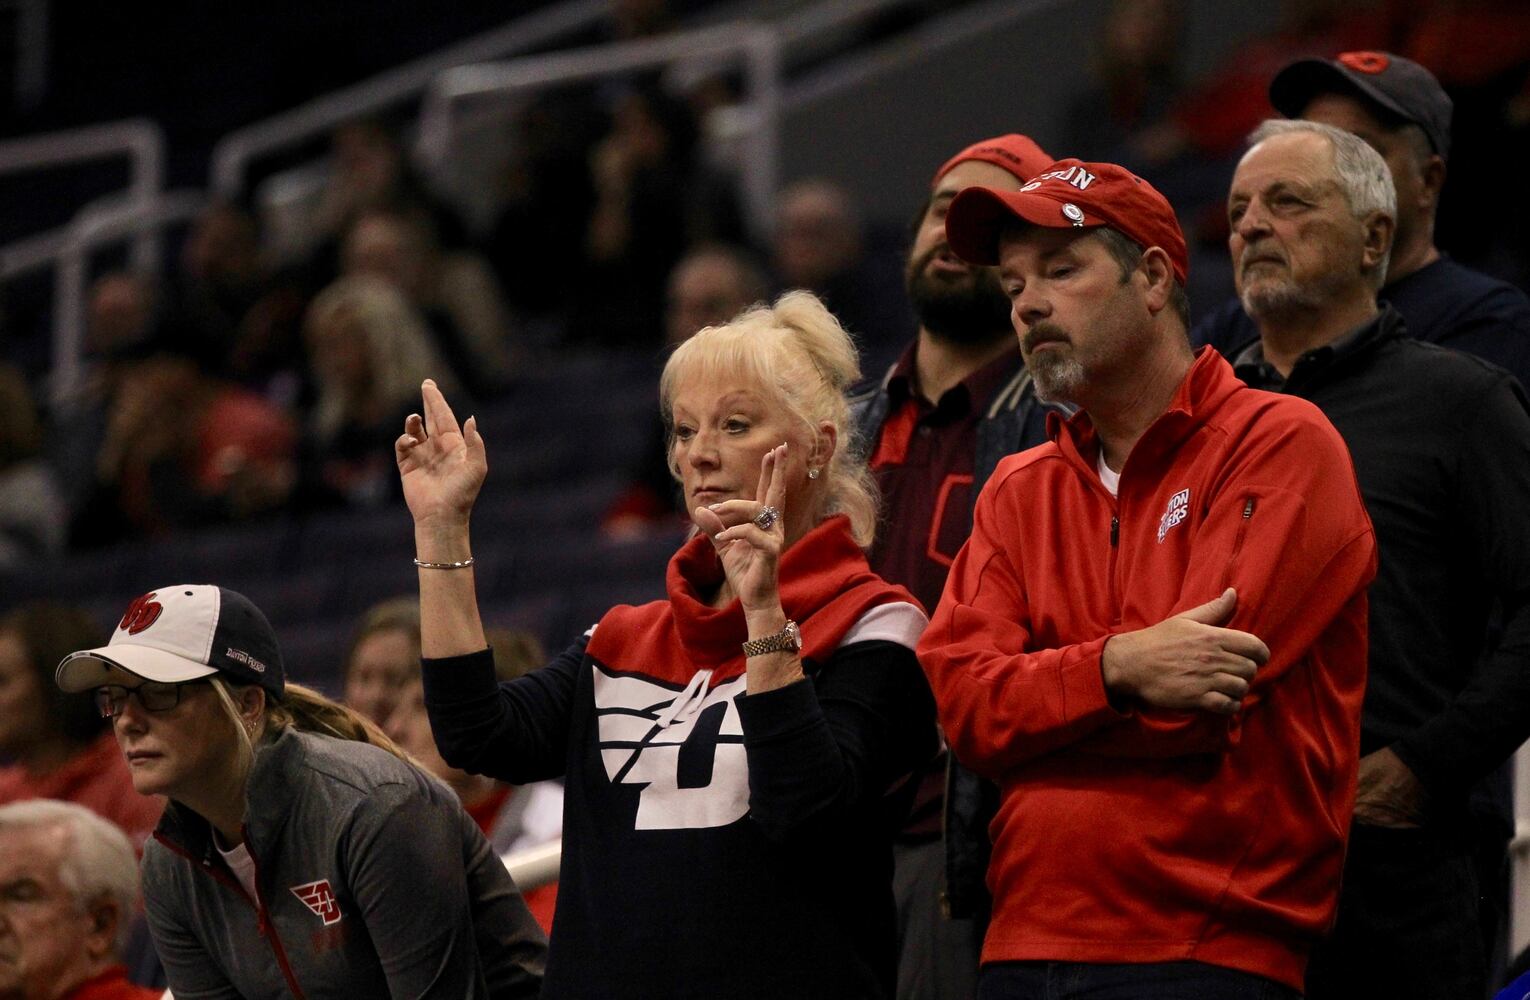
868, 346, 1022, 616
65, 966, 161, 1000
0, 730, 164, 850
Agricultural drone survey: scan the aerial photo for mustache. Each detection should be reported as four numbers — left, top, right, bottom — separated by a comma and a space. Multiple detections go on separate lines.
908, 241, 972, 277
1238, 242, 1286, 272
1021, 321, 1071, 353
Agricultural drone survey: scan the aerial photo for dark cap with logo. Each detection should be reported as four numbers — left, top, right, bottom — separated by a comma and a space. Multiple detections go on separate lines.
56, 584, 285, 701
944, 158, 1189, 284
1270, 51, 1452, 159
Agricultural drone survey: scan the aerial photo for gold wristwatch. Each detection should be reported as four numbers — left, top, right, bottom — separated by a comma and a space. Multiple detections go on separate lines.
742, 620, 802, 657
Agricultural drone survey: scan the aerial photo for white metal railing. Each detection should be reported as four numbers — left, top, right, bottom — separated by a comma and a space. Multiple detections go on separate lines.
48, 190, 206, 407
0, 118, 166, 279
209, 0, 610, 199
417, 21, 783, 237
501, 839, 560, 891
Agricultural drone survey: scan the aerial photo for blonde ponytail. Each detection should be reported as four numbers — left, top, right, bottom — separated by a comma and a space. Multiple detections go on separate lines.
211, 677, 411, 769
267, 683, 410, 760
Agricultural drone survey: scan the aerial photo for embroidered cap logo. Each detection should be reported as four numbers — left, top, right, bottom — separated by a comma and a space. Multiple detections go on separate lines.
119, 593, 164, 635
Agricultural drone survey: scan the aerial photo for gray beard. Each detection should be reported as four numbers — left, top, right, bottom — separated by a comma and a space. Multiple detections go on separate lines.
1027, 352, 1086, 405
1239, 266, 1349, 324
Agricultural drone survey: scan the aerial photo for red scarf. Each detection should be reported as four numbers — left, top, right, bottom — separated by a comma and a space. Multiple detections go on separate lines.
587, 515, 917, 685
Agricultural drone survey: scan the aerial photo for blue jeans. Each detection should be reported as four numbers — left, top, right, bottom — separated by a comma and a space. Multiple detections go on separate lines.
978, 961, 1301, 999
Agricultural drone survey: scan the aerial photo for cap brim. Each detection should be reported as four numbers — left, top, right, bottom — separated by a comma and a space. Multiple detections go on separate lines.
1269, 59, 1413, 128
56, 645, 218, 693
945, 187, 1106, 266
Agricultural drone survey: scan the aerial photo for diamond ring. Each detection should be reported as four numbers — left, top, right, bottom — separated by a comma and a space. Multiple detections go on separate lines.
752, 505, 780, 531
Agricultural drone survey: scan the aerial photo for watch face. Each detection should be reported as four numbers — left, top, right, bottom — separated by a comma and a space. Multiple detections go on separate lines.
785, 621, 803, 651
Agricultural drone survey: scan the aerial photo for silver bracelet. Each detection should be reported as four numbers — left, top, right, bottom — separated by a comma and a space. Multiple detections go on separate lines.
413, 556, 475, 570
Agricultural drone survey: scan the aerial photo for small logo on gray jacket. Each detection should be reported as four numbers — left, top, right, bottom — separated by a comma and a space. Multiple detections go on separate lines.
291, 879, 342, 925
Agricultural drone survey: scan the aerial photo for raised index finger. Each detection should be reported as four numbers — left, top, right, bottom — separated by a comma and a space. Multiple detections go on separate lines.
421, 379, 461, 438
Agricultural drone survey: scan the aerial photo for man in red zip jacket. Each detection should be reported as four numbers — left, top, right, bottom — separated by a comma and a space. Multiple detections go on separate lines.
919, 159, 1378, 999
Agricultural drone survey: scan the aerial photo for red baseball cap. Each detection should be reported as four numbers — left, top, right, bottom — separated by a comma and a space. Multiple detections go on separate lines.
944, 158, 1189, 284
932, 133, 1054, 188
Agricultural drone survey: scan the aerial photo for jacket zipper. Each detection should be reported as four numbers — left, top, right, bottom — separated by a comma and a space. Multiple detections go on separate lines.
244, 825, 308, 1000
157, 829, 308, 1000
1226, 497, 1256, 583
1108, 510, 1121, 618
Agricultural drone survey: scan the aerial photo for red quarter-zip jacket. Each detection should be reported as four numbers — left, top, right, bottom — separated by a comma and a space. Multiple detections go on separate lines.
918, 348, 1377, 990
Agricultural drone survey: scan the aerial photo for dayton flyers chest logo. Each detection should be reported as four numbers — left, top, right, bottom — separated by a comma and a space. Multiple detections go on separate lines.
1157, 488, 1190, 543
593, 665, 749, 831
290, 880, 342, 925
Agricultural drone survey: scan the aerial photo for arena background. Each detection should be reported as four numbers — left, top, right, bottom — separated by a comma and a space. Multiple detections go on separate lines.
2, 0, 1527, 969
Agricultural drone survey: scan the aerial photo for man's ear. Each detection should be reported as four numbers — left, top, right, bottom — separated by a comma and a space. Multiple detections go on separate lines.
1139, 247, 1175, 316
1419, 153, 1446, 212
84, 898, 121, 960
1362, 211, 1396, 280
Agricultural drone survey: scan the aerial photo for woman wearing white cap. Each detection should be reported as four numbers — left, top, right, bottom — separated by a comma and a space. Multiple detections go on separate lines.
55, 585, 546, 999
396, 292, 939, 998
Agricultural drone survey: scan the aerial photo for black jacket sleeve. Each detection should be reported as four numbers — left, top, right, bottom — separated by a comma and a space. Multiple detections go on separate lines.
1393, 374, 1530, 794
422, 637, 587, 785
734, 639, 938, 843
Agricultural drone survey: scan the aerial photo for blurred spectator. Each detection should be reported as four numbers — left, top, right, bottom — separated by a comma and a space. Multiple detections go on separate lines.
300, 276, 455, 509
570, 85, 746, 348
663, 244, 769, 349
1063, 0, 1186, 163
773, 179, 913, 374
0, 604, 162, 849
602, 244, 769, 538
0, 367, 66, 568
314, 120, 466, 259
164, 202, 310, 401
0, 800, 160, 1000
1160, 0, 1392, 164
342, 597, 421, 728
1402, 0, 1530, 281
487, 95, 605, 327
83, 274, 160, 363
385, 626, 563, 934
74, 357, 297, 542
342, 208, 516, 396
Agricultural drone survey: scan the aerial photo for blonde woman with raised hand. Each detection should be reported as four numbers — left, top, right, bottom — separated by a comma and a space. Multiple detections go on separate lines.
55, 585, 546, 999
397, 291, 939, 999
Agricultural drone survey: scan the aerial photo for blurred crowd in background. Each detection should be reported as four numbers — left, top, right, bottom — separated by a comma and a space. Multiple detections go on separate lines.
0, 0, 1526, 594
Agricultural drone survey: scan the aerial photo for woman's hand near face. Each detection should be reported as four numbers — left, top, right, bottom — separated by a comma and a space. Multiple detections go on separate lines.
692, 444, 788, 613
395, 380, 486, 536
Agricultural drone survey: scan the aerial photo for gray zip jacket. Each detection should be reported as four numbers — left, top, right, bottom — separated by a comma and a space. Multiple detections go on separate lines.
142, 727, 546, 999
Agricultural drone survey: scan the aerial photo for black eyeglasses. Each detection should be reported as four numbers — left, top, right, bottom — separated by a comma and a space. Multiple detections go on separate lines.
94, 680, 206, 718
